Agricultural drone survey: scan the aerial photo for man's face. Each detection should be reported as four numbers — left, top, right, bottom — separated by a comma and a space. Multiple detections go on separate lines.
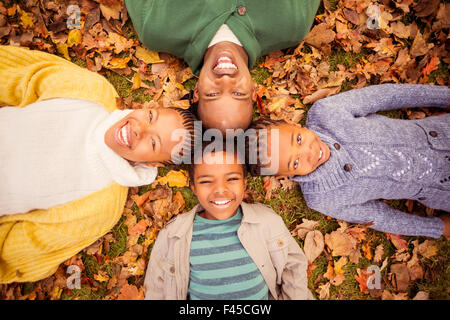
195, 42, 256, 132
264, 123, 331, 176
104, 107, 184, 164
191, 150, 246, 220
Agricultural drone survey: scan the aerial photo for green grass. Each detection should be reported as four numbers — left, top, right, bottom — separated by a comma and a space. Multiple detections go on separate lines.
328, 49, 367, 72
105, 71, 153, 103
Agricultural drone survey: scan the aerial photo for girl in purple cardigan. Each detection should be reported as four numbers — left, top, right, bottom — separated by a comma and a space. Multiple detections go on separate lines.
249, 84, 450, 238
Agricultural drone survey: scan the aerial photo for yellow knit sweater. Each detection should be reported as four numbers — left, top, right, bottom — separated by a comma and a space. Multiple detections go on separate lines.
0, 46, 128, 283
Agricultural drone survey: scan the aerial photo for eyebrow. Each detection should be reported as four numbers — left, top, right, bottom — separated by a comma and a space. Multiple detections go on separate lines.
290, 132, 294, 147
202, 94, 251, 101
196, 171, 243, 179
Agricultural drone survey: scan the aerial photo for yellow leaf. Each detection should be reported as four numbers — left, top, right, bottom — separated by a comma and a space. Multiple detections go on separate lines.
267, 96, 288, 113
131, 72, 141, 90
94, 271, 109, 283
334, 256, 347, 275
56, 44, 70, 60
18, 7, 34, 29
362, 241, 373, 260
67, 29, 82, 47
105, 56, 131, 69
51, 287, 62, 300
135, 46, 164, 64
156, 170, 189, 188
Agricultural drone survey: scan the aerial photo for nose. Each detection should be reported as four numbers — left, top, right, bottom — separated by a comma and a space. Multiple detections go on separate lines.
213, 179, 229, 195
214, 74, 236, 85
133, 120, 149, 140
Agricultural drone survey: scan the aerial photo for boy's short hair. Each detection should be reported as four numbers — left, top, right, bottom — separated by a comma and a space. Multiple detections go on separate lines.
246, 117, 288, 176
188, 139, 248, 185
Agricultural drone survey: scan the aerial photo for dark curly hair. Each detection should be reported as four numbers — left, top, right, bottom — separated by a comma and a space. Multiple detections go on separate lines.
245, 117, 288, 176
158, 106, 202, 166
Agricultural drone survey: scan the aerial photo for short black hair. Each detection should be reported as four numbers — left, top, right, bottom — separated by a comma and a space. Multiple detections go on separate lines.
188, 139, 248, 185
245, 117, 288, 176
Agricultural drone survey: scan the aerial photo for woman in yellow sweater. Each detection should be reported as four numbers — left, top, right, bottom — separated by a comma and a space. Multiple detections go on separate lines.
0, 46, 197, 283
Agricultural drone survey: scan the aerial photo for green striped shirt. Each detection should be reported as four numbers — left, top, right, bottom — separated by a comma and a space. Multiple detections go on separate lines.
188, 207, 268, 300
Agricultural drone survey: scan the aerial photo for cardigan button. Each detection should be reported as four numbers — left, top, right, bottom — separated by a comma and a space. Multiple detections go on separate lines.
334, 143, 341, 150
237, 5, 247, 15
344, 164, 352, 172
169, 266, 175, 274
429, 131, 438, 137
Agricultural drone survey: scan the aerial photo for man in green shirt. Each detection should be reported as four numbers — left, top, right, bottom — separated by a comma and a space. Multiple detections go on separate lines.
125, 0, 320, 132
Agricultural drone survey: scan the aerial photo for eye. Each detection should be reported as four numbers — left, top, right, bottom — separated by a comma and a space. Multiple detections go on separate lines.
297, 134, 302, 145
149, 110, 153, 123
151, 139, 156, 151
293, 159, 299, 170
228, 177, 240, 182
198, 180, 211, 184
232, 91, 245, 97
206, 92, 218, 97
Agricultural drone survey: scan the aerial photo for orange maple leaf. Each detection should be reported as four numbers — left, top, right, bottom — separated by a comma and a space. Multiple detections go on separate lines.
117, 284, 144, 300
422, 56, 440, 76
354, 268, 369, 294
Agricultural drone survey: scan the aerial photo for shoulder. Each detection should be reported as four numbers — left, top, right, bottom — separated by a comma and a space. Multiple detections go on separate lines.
242, 202, 287, 230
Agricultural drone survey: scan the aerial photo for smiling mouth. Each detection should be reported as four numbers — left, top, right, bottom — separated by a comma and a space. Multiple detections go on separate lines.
210, 199, 234, 208
213, 54, 237, 75
115, 122, 131, 148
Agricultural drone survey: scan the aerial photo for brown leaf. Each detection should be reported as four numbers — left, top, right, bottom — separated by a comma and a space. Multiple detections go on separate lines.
410, 32, 434, 57
317, 282, 330, 300
325, 230, 358, 257
373, 245, 384, 264
417, 240, 438, 258
413, 0, 440, 17
304, 23, 336, 49
303, 87, 340, 105
291, 218, 320, 240
390, 263, 410, 292
304, 230, 324, 263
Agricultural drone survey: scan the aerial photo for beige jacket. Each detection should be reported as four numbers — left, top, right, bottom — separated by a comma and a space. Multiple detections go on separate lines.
143, 202, 314, 300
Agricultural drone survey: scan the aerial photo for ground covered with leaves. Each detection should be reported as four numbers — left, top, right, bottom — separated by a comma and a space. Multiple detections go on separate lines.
0, 0, 449, 300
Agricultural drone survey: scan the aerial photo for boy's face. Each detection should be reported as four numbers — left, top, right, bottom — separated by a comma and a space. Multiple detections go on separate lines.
264, 123, 330, 176
191, 150, 247, 220
194, 41, 256, 132
104, 107, 184, 164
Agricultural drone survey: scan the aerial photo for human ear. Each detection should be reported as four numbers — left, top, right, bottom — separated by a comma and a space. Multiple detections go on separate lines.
251, 82, 257, 102
193, 83, 199, 103
190, 181, 197, 196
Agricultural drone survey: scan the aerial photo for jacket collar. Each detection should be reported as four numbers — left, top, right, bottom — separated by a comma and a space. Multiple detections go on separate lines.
167, 201, 261, 238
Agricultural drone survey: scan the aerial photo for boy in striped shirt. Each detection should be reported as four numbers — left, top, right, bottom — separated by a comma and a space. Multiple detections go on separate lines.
143, 143, 313, 300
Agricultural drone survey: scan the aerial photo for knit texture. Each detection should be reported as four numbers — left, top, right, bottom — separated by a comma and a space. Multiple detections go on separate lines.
0, 46, 128, 283
291, 84, 450, 238
189, 208, 268, 300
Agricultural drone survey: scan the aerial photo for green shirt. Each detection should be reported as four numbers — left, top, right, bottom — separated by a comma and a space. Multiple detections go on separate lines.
125, 0, 320, 74
189, 207, 268, 300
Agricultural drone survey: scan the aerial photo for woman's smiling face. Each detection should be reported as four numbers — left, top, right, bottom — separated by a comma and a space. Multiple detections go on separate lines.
191, 150, 246, 220
104, 107, 184, 164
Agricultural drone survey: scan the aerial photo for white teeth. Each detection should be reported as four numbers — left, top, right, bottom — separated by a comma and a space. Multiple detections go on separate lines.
213, 200, 231, 205
120, 124, 130, 147
218, 57, 232, 63
214, 62, 237, 70
319, 150, 323, 160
